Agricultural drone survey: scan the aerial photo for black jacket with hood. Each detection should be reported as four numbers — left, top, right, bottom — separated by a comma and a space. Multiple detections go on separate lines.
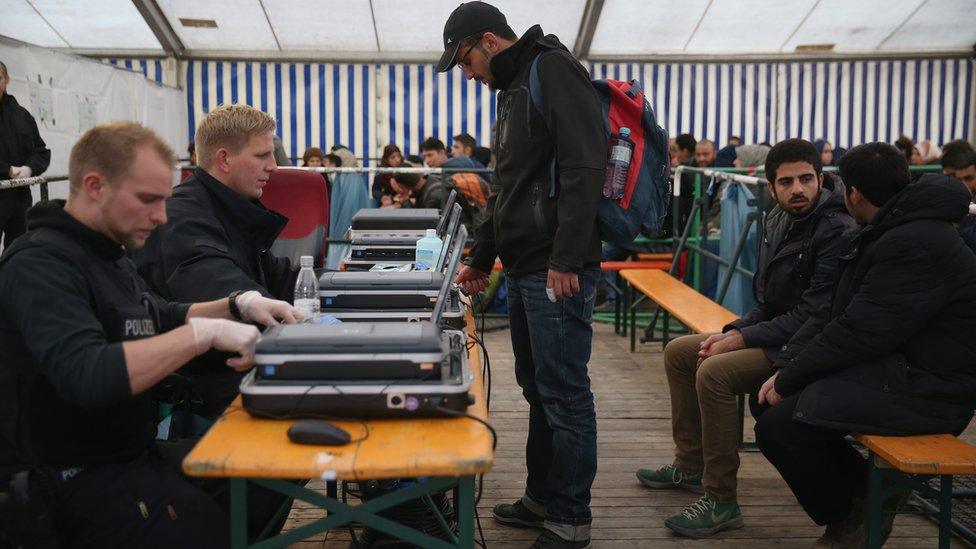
725, 174, 857, 362
774, 174, 976, 435
468, 25, 607, 275
0, 93, 50, 199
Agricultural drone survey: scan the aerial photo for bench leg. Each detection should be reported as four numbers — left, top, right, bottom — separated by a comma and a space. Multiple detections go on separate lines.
614, 272, 621, 335
661, 310, 670, 350
629, 284, 636, 352
939, 475, 953, 549
865, 452, 883, 549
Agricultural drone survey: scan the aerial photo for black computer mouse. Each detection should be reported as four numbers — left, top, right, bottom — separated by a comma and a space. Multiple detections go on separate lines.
286, 419, 351, 446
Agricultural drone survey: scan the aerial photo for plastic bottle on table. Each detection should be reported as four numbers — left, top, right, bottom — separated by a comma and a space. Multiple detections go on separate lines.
293, 255, 320, 323
414, 229, 443, 271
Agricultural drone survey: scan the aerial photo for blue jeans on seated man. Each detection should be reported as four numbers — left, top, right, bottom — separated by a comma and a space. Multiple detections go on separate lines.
506, 267, 600, 541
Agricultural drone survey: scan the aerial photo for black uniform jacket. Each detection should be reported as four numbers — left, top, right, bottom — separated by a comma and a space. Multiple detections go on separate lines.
775, 174, 976, 436
0, 200, 189, 469
135, 167, 295, 303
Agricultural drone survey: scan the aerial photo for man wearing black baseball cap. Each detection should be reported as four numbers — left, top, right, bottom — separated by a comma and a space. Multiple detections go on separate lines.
443, 3, 606, 549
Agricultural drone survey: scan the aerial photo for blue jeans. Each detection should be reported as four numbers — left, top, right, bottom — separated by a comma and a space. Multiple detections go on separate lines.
505, 268, 600, 528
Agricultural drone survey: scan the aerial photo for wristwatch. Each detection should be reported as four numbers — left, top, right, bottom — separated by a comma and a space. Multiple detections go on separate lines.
228, 290, 245, 321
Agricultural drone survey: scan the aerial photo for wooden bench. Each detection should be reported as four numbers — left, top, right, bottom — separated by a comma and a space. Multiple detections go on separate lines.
635, 252, 674, 262
854, 433, 976, 548
619, 268, 739, 352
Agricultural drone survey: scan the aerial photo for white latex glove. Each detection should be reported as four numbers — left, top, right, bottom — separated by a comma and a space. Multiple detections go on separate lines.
188, 317, 260, 371
236, 290, 304, 325
16, 166, 31, 178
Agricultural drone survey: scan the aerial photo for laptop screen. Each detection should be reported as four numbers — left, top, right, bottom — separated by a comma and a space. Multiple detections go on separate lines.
430, 224, 467, 326
434, 189, 458, 237
436, 204, 463, 271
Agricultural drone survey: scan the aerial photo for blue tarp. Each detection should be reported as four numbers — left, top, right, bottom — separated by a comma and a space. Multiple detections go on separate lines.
716, 181, 758, 316
326, 172, 370, 270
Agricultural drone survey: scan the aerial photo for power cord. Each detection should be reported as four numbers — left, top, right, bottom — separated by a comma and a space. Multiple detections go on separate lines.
432, 405, 497, 452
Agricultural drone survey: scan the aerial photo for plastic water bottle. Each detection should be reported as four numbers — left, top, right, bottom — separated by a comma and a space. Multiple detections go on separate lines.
604, 127, 634, 200
294, 255, 320, 323
415, 229, 443, 271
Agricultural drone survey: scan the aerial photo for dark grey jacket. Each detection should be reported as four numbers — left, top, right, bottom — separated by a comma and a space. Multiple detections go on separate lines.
776, 174, 976, 435
725, 174, 856, 362
468, 25, 606, 275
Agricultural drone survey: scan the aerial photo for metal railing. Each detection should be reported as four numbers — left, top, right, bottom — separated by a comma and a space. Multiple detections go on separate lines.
0, 174, 68, 201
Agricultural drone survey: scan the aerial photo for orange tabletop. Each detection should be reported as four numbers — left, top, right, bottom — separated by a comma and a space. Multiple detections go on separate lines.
183, 313, 493, 482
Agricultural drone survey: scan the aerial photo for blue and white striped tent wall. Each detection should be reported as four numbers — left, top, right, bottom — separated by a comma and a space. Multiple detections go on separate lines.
378, 64, 496, 156
778, 59, 973, 149
182, 61, 375, 165
102, 58, 174, 87
589, 62, 780, 147
381, 58, 973, 153
107, 57, 974, 163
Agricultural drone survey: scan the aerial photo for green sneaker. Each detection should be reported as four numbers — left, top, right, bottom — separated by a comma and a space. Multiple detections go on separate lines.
636, 463, 705, 494
665, 495, 744, 538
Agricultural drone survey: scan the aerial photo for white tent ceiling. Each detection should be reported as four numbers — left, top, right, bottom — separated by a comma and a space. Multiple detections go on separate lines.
2, 0, 975, 60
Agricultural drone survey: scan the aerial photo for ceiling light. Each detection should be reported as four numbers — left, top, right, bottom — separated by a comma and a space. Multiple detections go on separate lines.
179, 18, 218, 29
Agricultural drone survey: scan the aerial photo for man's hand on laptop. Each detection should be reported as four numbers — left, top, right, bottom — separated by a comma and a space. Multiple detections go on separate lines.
236, 291, 305, 325
455, 264, 490, 293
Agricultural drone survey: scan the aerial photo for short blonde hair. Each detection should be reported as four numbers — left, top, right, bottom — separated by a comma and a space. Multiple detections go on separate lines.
195, 104, 276, 169
69, 122, 174, 195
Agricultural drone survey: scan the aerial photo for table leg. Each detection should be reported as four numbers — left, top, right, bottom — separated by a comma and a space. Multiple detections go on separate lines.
939, 475, 953, 549
865, 454, 882, 549
456, 476, 475, 549
230, 478, 248, 549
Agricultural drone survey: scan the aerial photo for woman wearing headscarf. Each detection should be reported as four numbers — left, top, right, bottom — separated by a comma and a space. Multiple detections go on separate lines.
814, 139, 833, 166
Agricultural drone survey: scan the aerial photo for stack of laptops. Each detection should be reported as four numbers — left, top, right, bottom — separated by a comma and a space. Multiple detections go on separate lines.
240, 236, 473, 419
319, 208, 466, 311
344, 191, 458, 270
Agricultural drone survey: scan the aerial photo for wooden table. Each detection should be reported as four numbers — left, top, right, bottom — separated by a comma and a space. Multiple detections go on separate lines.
183, 312, 493, 549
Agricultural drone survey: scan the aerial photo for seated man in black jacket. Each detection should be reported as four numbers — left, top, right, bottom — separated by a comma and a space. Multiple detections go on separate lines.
754, 143, 976, 546
0, 122, 300, 546
636, 139, 856, 538
134, 104, 298, 419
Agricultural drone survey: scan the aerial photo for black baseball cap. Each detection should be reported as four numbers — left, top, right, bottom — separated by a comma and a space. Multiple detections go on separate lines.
436, 2, 507, 73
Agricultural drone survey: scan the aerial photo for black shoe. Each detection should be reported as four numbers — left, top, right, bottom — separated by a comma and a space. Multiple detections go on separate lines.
529, 529, 592, 549
492, 499, 545, 529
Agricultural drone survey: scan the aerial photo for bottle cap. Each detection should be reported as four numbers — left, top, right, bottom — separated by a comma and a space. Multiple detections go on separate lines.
426, 228, 437, 237
619, 127, 631, 138
300, 255, 314, 267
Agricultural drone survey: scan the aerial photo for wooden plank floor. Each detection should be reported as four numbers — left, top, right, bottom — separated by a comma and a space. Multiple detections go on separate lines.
283, 320, 975, 548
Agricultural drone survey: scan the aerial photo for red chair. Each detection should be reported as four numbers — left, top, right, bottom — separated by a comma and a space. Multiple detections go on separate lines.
259, 168, 330, 267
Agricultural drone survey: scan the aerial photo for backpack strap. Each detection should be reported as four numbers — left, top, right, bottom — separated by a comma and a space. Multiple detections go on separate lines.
527, 52, 559, 199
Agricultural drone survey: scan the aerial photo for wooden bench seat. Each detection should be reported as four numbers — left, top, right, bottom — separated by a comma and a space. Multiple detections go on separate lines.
620, 268, 738, 341
855, 433, 976, 475
491, 260, 671, 272
635, 252, 674, 262
852, 433, 976, 548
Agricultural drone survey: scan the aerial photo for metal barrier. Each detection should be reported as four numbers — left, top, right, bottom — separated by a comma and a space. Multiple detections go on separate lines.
292, 166, 494, 175
0, 174, 70, 202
